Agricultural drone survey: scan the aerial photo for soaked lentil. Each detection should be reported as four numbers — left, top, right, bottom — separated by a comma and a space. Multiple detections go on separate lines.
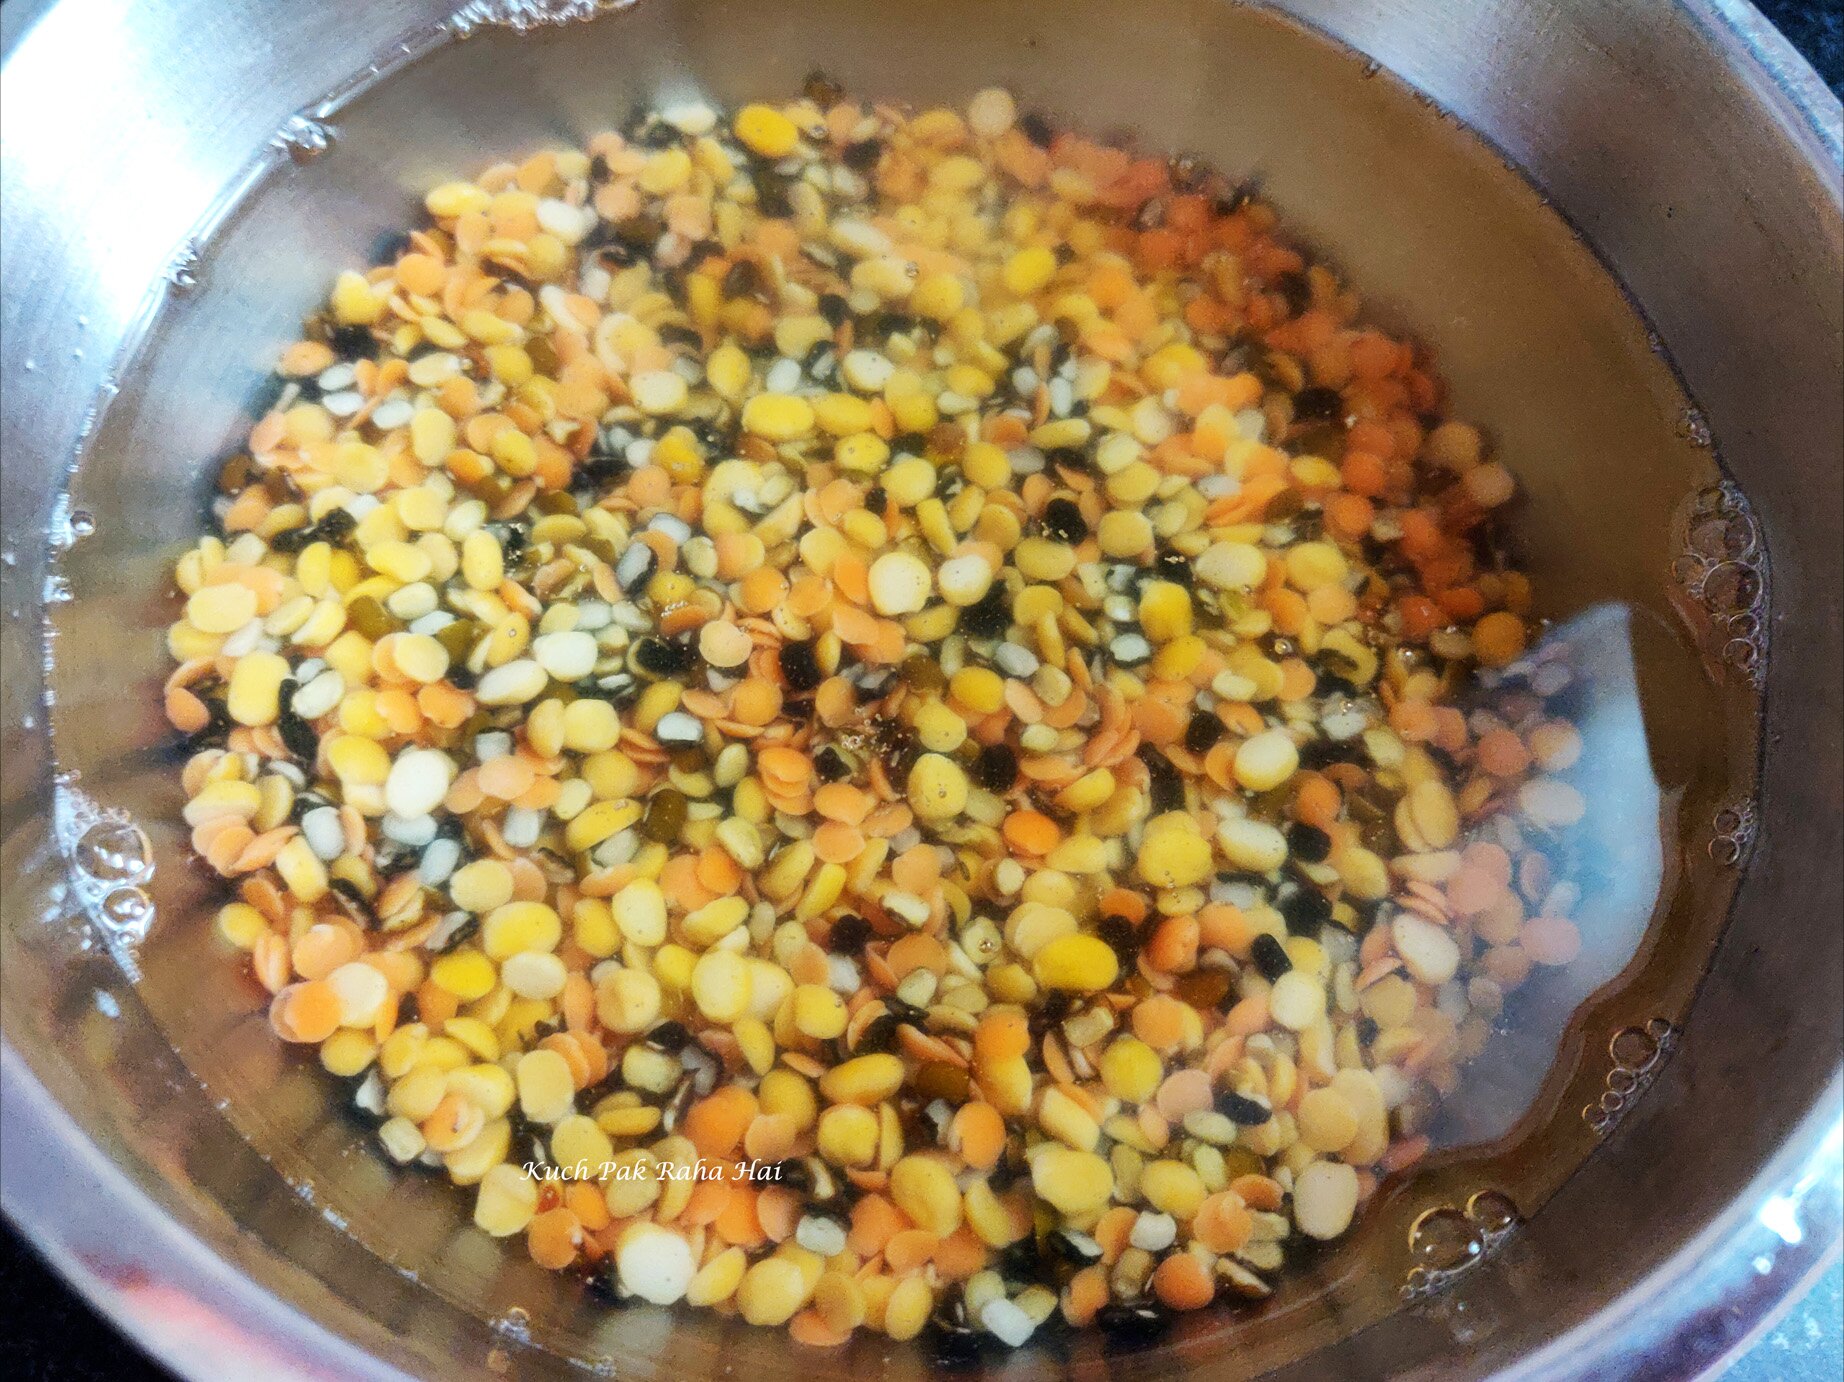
169, 83, 1593, 1349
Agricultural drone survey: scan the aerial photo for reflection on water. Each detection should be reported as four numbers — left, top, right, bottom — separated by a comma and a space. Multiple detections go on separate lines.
1433, 602, 1666, 1149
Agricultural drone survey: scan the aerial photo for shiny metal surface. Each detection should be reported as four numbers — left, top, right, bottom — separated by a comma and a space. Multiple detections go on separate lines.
2, 1, 1839, 1378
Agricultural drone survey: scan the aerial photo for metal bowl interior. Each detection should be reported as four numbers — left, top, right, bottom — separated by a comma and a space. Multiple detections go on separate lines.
2, 1, 1839, 1379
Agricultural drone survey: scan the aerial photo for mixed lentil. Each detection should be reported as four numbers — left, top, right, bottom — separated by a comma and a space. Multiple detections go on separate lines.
166, 83, 1592, 1349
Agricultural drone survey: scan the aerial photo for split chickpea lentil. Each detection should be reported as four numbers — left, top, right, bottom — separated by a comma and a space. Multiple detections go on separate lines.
170, 80, 1594, 1351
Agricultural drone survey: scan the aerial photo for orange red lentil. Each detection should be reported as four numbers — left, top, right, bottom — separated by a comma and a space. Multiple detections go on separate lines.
169, 81, 1596, 1350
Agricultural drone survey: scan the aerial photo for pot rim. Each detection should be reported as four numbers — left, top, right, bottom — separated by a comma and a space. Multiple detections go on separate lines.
1, 2, 1838, 1379
0, 1046, 412, 1382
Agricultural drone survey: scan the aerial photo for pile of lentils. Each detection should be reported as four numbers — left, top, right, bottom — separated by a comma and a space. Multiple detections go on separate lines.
167, 80, 1592, 1351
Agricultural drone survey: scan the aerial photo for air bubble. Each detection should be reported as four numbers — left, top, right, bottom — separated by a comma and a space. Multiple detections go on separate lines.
1466, 1191, 1520, 1235
54, 784, 159, 973
1586, 1019, 1677, 1135
1690, 515, 1753, 564
1608, 1024, 1660, 1070
165, 239, 204, 291
449, 0, 630, 36
1672, 480, 1767, 689
99, 887, 154, 934
272, 113, 336, 161
1701, 561, 1760, 613
49, 494, 95, 550
1710, 801, 1755, 867
1403, 1190, 1520, 1301
75, 820, 153, 884
1410, 1207, 1482, 1271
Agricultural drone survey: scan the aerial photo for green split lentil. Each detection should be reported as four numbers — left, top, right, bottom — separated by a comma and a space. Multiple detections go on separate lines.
169, 80, 1594, 1350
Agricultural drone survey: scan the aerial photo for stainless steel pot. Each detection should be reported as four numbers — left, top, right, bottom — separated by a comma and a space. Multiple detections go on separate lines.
3, 1, 1839, 1378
